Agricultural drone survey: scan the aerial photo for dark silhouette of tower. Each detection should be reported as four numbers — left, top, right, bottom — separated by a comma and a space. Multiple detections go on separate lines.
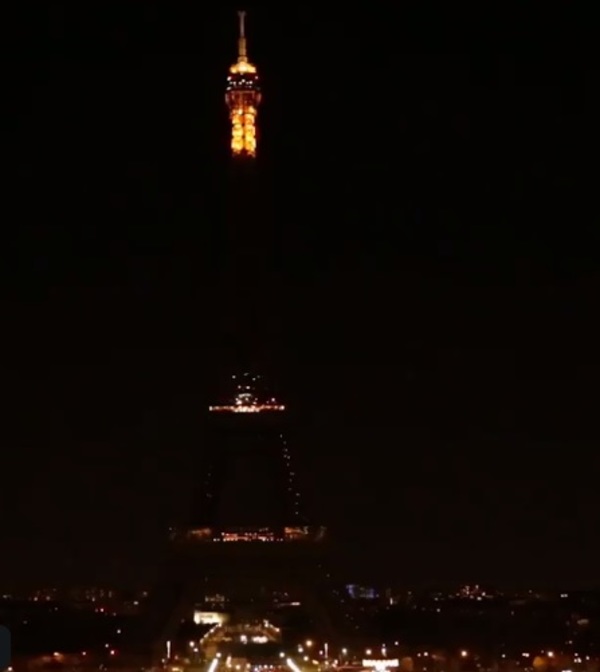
199, 373, 303, 533
132, 12, 342, 662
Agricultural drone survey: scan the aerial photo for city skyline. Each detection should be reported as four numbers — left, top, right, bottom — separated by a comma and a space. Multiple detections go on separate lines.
2, 5, 597, 589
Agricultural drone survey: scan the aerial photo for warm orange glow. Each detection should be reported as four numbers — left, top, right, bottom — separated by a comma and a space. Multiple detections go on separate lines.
225, 12, 261, 157
226, 87, 260, 157
229, 61, 256, 75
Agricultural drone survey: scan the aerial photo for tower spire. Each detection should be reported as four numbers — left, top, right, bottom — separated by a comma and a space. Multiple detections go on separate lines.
238, 10, 247, 61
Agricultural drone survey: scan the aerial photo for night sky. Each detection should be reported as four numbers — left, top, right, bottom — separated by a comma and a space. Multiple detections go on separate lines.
3, 4, 598, 589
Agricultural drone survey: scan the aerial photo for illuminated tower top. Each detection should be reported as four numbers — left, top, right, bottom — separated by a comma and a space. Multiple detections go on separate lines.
226, 10, 261, 158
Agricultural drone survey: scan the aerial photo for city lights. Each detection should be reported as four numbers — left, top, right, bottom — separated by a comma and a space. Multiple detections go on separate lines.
363, 660, 400, 670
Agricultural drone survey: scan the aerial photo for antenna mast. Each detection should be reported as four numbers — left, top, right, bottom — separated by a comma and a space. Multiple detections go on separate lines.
238, 10, 247, 61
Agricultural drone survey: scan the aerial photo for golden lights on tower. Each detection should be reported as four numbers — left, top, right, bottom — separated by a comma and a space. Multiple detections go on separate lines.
226, 10, 261, 157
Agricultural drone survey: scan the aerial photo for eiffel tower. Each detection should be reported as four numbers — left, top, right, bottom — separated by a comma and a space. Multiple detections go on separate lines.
132, 12, 342, 663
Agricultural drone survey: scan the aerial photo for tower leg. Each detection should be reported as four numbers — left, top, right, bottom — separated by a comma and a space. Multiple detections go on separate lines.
131, 574, 200, 663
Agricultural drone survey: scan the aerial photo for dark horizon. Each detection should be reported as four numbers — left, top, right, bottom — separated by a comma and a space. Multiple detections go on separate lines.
2, 5, 598, 589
